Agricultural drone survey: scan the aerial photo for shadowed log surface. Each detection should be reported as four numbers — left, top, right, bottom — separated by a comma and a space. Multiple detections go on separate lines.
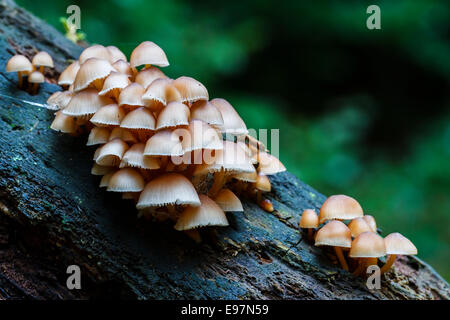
0, 0, 449, 300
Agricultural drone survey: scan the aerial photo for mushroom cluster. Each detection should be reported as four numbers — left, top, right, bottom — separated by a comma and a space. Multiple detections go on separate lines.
6, 51, 53, 93
46, 42, 286, 241
299, 194, 417, 276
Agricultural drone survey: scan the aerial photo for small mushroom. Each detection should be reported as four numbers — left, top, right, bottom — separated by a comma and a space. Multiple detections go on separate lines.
318, 194, 364, 224
50, 111, 77, 134
362, 215, 377, 232
28, 71, 45, 94
213, 189, 243, 212
155, 101, 190, 130
120, 106, 156, 141
90, 104, 125, 127
99, 72, 131, 100
348, 217, 372, 238
190, 100, 224, 127
253, 172, 271, 204
73, 57, 116, 92
106, 45, 127, 64
142, 78, 182, 112
112, 60, 133, 78
118, 82, 146, 111
210, 98, 248, 135
109, 127, 138, 144
58, 61, 80, 88
172, 76, 209, 104
6, 54, 33, 88
46, 91, 73, 110
32, 51, 53, 73
95, 138, 129, 166
99, 171, 116, 188
254, 151, 286, 176
107, 168, 145, 192
130, 41, 169, 71
259, 199, 274, 213
349, 231, 386, 276
380, 232, 417, 274
120, 143, 161, 170
299, 209, 319, 240
315, 220, 352, 270
87, 127, 111, 146
62, 88, 113, 118
135, 67, 167, 88
91, 163, 115, 176
79, 45, 111, 64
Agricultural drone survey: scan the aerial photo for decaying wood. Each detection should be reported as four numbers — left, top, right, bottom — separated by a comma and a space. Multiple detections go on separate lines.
0, 0, 449, 300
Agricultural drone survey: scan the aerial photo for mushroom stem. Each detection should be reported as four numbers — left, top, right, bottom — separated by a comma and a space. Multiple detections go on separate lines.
32, 83, 38, 94
160, 156, 169, 170
208, 169, 226, 198
17, 71, 23, 88
184, 229, 201, 243
256, 190, 262, 204
352, 258, 366, 276
380, 254, 397, 275
39, 66, 44, 73
334, 247, 349, 271
307, 228, 313, 241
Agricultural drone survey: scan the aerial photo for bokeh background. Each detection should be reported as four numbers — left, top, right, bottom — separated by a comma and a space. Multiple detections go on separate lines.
16, 0, 450, 280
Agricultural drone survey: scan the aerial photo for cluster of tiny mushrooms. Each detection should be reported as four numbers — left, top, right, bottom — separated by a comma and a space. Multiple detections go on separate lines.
6, 42, 416, 276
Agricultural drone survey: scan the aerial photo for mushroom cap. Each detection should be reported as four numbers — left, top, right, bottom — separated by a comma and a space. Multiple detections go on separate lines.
58, 61, 80, 86
109, 127, 138, 144
255, 172, 271, 192
99, 171, 116, 188
136, 173, 200, 209
130, 41, 169, 68
135, 67, 167, 88
99, 72, 131, 96
106, 46, 127, 64
194, 141, 256, 175
348, 217, 372, 238
143, 129, 184, 156
244, 134, 268, 153
172, 76, 209, 103
107, 168, 145, 192
349, 232, 386, 258
120, 143, 161, 170
50, 111, 76, 133
79, 45, 111, 64
120, 107, 156, 130
315, 220, 352, 248
91, 163, 115, 176
299, 209, 319, 229
112, 60, 133, 78
118, 82, 145, 107
156, 101, 190, 130
6, 55, 32, 73
256, 151, 286, 175
181, 120, 223, 152
73, 58, 116, 92
384, 232, 417, 255
142, 78, 182, 110
90, 104, 125, 127
32, 51, 53, 68
232, 171, 258, 183
362, 215, 377, 232
28, 71, 46, 85
318, 194, 364, 224
62, 88, 113, 116
86, 127, 110, 146
95, 138, 129, 166
190, 100, 224, 127
46, 91, 73, 110
174, 195, 228, 231
213, 189, 243, 212
210, 98, 248, 135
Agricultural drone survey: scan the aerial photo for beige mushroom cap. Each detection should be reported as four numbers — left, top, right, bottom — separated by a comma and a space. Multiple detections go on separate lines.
362, 215, 377, 232
210, 98, 248, 135
50, 111, 76, 133
172, 76, 209, 103
73, 58, 116, 92
181, 120, 223, 153
118, 82, 146, 107
79, 44, 111, 64
6, 55, 32, 73
32, 51, 54, 68
143, 129, 184, 156
255, 172, 271, 192
315, 220, 352, 248
28, 71, 44, 83
106, 46, 127, 64
91, 163, 115, 176
349, 232, 386, 258
112, 59, 133, 78
120, 107, 156, 130
86, 127, 110, 146
348, 217, 372, 238
99, 171, 116, 188
318, 194, 364, 224
62, 88, 113, 116
95, 138, 129, 166
384, 232, 417, 255
256, 151, 286, 175
299, 209, 319, 229
214, 189, 243, 212
130, 41, 169, 68
136, 173, 200, 209
107, 168, 145, 192
174, 195, 228, 231
155, 101, 190, 130
99, 72, 131, 96
232, 171, 258, 183
46, 91, 73, 110
90, 104, 125, 127
120, 143, 161, 170
108, 127, 138, 144
142, 78, 182, 111
58, 61, 80, 86
135, 67, 167, 88
190, 100, 224, 127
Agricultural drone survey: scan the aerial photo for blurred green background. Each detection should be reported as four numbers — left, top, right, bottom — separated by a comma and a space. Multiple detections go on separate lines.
16, 0, 450, 280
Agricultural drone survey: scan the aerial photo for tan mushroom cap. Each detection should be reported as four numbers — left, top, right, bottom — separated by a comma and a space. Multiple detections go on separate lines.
63, 88, 114, 116
318, 194, 364, 224
214, 189, 243, 212
99, 72, 131, 96
32, 51, 53, 68
118, 82, 146, 108
109, 127, 138, 144
58, 61, 80, 86
73, 58, 116, 92
46, 91, 73, 110
232, 171, 258, 183
256, 151, 286, 175
135, 67, 167, 89
172, 76, 209, 103
142, 78, 182, 111
120, 143, 161, 170
299, 209, 319, 229
137, 173, 200, 209
86, 127, 110, 146
99, 171, 116, 188
348, 217, 372, 238
363, 215, 377, 232
384, 233, 417, 255
130, 41, 169, 68
6, 55, 33, 73
315, 220, 352, 248
106, 46, 127, 64
174, 194, 228, 231
120, 107, 156, 130
255, 172, 271, 192
210, 98, 248, 135
156, 101, 190, 130
143, 129, 183, 156
190, 100, 224, 127
91, 163, 115, 176
95, 138, 129, 166
349, 232, 386, 258
79, 45, 110, 64
112, 60, 133, 78
180, 120, 223, 152
50, 111, 76, 133
90, 104, 125, 127
28, 71, 44, 83
244, 134, 268, 153
107, 168, 145, 192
